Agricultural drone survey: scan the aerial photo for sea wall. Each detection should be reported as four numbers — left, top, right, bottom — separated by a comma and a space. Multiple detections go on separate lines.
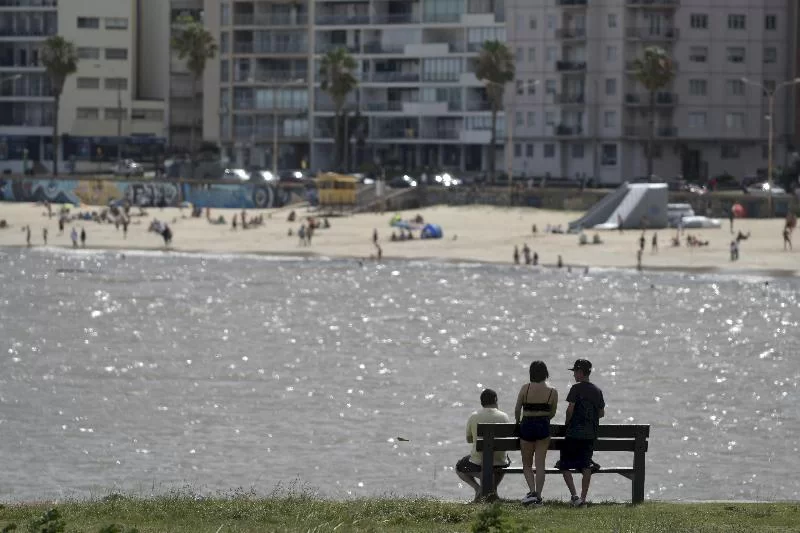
0, 176, 302, 209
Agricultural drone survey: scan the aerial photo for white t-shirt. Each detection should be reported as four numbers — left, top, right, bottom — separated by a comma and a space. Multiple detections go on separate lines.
467, 407, 510, 465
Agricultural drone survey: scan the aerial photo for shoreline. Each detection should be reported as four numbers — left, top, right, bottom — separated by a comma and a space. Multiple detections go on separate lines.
3, 242, 798, 279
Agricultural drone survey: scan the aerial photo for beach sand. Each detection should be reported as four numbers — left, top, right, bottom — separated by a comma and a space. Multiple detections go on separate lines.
0, 202, 797, 275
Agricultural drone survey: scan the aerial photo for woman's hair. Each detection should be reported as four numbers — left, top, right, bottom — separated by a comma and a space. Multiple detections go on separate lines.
529, 360, 549, 383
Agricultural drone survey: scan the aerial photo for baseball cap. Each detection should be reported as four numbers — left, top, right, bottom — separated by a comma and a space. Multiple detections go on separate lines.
568, 359, 592, 373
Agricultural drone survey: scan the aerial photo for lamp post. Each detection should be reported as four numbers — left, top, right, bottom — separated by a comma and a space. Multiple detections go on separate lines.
480, 78, 539, 206
742, 76, 800, 217
272, 78, 304, 177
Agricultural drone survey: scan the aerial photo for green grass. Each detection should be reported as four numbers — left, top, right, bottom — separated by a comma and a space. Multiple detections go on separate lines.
1, 491, 799, 533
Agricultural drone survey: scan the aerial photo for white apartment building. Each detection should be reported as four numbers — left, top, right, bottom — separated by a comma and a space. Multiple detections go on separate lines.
508, 0, 794, 184
202, 0, 509, 173
0, 0, 58, 173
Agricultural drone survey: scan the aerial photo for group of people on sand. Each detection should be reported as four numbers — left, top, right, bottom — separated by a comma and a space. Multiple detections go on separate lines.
291, 216, 330, 246
457, 359, 605, 507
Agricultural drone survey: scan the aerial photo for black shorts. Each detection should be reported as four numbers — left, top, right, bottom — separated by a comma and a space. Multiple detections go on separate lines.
519, 416, 550, 442
557, 438, 595, 471
455, 455, 510, 474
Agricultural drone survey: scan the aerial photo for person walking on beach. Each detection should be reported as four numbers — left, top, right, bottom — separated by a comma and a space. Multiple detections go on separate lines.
298, 224, 306, 246
639, 232, 645, 252
25, 225, 31, 246
515, 361, 558, 506
617, 214, 623, 233
557, 359, 605, 507
373, 228, 379, 245
70, 227, 78, 248
58, 217, 64, 234
122, 218, 128, 239
729, 208, 735, 234
533, 251, 539, 266
523, 243, 531, 265
80, 227, 86, 248
784, 226, 792, 251
455, 389, 511, 502
636, 249, 643, 270
513, 245, 520, 265
557, 255, 563, 268
651, 232, 658, 253
42, 227, 48, 245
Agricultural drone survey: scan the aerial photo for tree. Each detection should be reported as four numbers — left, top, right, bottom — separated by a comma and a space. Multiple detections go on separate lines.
474, 40, 515, 184
319, 47, 358, 170
41, 36, 78, 176
171, 15, 217, 176
633, 46, 675, 180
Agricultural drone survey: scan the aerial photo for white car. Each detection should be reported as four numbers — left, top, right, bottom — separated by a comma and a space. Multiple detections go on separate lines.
747, 182, 786, 195
112, 159, 144, 177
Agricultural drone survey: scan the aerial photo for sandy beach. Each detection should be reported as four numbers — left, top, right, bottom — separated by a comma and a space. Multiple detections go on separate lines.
1, 201, 798, 275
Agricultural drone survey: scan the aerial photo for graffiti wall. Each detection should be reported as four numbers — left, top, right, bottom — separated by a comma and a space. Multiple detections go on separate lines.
0, 177, 294, 209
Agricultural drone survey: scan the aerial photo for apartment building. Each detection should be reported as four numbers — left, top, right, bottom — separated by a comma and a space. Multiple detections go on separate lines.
0, 0, 58, 173
508, 0, 793, 184
203, 0, 508, 173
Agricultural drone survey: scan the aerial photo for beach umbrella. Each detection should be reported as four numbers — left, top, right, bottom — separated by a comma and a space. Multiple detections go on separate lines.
732, 203, 746, 218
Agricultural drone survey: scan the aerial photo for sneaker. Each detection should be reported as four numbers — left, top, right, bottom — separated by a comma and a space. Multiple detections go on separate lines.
569, 495, 581, 506
530, 496, 544, 507
521, 492, 538, 505
571, 496, 586, 508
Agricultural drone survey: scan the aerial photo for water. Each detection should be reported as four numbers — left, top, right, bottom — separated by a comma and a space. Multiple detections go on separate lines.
1, 247, 798, 502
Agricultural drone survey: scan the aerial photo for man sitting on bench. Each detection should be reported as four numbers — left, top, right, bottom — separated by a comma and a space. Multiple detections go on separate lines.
455, 388, 511, 502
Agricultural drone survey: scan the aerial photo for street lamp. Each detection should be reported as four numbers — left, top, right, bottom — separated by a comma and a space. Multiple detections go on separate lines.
272, 78, 304, 177
480, 78, 539, 206
742, 76, 800, 217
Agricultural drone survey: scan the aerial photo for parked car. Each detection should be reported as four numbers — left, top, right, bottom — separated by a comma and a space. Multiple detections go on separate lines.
112, 159, 144, 177
747, 182, 787, 195
388, 174, 417, 188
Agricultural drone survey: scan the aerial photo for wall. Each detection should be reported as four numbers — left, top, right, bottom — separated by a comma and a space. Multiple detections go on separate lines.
0, 176, 298, 209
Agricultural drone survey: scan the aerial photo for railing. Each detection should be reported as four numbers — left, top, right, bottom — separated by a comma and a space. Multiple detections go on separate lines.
377, 127, 419, 138
363, 101, 404, 111
555, 93, 585, 104
466, 101, 492, 111
624, 125, 678, 137
0, 26, 56, 36
0, 60, 42, 68
626, 0, 680, 7
363, 42, 405, 54
557, 0, 587, 6
233, 13, 308, 26
315, 14, 370, 25
422, 72, 459, 82
625, 26, 679, 39
254, 43, 308, 54
626, 60, 678, 71
555, 28, 586, 39
372, 13, 420, 24
556, 60, 586, 72
0, 117, 54, 127
234, 42, 253, 53
315, 42, 359, 54
423, 13, 461, 23
0, 0, 57, 6
370, 71, 420, 82
625, 92, 678, 105
252, 70, 308, 83
556, 124, 583, 136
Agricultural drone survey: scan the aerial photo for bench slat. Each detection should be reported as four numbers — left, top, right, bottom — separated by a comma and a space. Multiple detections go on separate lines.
477, 423, 650, 439
501, 466, 634, 480
477, 438, 647, 453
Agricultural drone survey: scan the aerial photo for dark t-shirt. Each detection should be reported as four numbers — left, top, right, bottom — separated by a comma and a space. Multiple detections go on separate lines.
565, 381, 605, 440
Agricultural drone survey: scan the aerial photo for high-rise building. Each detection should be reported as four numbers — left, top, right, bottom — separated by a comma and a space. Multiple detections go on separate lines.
203, 0, 508, 173
508, 0, 793, 184
0, 0, 58, 173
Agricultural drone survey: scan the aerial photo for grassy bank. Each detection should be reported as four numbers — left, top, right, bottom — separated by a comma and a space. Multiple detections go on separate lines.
1, 493, 799, 533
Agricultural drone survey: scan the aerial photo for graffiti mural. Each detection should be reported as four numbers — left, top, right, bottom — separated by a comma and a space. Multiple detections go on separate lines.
0, 177, 295, 209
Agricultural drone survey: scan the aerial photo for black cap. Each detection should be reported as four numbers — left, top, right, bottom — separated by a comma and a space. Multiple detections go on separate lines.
568, 359, 592, 373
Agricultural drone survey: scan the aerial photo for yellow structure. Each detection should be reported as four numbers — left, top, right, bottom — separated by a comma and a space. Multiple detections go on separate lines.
316, 173, 357, 208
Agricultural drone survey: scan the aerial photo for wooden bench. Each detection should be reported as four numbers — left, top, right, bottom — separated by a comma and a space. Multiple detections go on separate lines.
476, 423, 650, 503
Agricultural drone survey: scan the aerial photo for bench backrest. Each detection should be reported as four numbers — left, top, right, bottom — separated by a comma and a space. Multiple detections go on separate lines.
476, 423, 649, 452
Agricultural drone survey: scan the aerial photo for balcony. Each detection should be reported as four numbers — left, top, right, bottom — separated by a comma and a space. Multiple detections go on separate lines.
626, 0, 679, 8
556, 60, 586, 72
420, 128, 459, 139
363, 101, 404, 112
315, 42, 359, 54
315, 14, 370, 25
557, 0, 587, 6
625, 59, 678, 71
369, 71, 420, 82
555, 124, 583, 136
252, 70, 309, 83
466, 101, 492, 111
0, 0, 58, 7
372, 13, 420, 24
625, 92, 678, 106
555, 93, 585, 104
0, 26, 55, 37
233, 13, 309, 26
625, 26, 679, 40
555, 28, 586, 40
377, 127, 419, 139
624, 125, 678, 138
363, 42, 405, 54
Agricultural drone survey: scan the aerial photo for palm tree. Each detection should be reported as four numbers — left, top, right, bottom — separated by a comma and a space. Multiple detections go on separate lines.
319, 48, 358, 170
171, 15, 217, 176
41, 36, 78, 176
475, 40, 515, 184
633, 46, 675, 180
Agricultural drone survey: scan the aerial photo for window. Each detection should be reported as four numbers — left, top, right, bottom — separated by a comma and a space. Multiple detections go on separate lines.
690, 13, 708, 29
545, 111, 555, 125
76, 77, 99, 89
605, 78, 616, 96
516, 47, 523, 61
546, 15, 555, 29
76, 107, 98, 120
220, 60, 229, 82
727, 47, 745, 63
516, 80, 524, 95
105, 108, 127, 120
220, 1, 230, 26
606, 46, 617, 62
527, 80, 536, 95
546, 47, 556, 62
525, 144, 533, 157
571, 143, 584, 159
689, 79, 707, 96
105, 48, 128, 60
765, 14, 776, 30
607, 13, 617, 28
105, 17, 128, 30
77, 16, 99, 29
515, 111, 523, 126
527, 111, 535, 127
544, 144, 555, 158
77, 47, 100, 60
689, 46, 707, 63
726, 79, 745, 96
105, 78, 128, 91
688, 111, 707, 128
721, 144, 740, 159
514, 143, 522, 157
220, 32, 229, 54
528, 47, 535, 62
604, 111, 616, 128
728, 14, 746, 30
545, 79, 556, 95
764, 47, 777, 64
132, 109, 164, 121
601, 144, 617, 166
725, 112, 745, 129
529, 16, 536, 29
